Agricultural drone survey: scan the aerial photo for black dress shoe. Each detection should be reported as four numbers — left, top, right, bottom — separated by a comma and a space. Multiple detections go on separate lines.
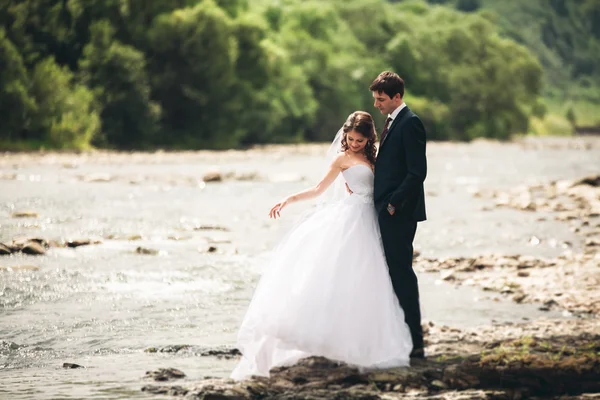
410, 348, 425, 359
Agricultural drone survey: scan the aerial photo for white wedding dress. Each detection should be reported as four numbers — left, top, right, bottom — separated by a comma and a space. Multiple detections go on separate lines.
231, 164, 412, 380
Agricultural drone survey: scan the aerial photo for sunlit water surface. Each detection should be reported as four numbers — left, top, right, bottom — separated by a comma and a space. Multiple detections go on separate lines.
1, 137, 598, 399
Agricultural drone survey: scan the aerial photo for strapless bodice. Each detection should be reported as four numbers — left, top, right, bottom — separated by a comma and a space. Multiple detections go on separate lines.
342, 164, 374, 204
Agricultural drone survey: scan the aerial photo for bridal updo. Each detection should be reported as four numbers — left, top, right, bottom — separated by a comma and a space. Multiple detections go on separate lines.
341, 111, 378, 165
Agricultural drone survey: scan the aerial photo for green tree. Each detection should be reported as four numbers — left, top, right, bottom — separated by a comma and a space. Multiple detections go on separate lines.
80, 21, 160, 149
0, 28, 36, 142
386, 6, 542, 139
29, 58, 100, 148
147, 1, 243, 148
272, 1, 381, 140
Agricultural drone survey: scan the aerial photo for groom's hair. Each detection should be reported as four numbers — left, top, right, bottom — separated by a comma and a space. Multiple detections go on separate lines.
369, 71, 404, 99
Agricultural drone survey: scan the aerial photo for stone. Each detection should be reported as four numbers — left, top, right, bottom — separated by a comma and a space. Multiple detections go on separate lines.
12, 210, 39, 218
145, 368, 186, 381
203, 171, 223, 182
228, 171, 262, 182
194, 225, 230, 232
141, 385, 188, 396
430, 379, 447, 389
136, 247, 158, 255
0, 243, 12, 255
159, 345, 191, 353
21, 241, 46, 255
393, 384, 404, 392
200, 347, 241, 359
66, 239, 96, 248
82, 173, 112, 182
585, 238, 600, 247
63, 363, 84, 369
0, 265, 40, 271
574, 175, 600, 187
512, 293, 527, 303
441, 270, 456, 281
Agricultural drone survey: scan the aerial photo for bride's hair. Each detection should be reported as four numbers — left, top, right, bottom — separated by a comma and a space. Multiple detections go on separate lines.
341, 111, 377, 165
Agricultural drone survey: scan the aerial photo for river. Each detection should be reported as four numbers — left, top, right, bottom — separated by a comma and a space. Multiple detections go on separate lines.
1, 136, 597, 399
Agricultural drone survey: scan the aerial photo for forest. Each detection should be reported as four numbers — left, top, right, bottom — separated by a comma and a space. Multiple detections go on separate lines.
1, 0, 598, 149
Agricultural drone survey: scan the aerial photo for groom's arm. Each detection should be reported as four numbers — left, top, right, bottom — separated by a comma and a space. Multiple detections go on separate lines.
389, 117, 427, 208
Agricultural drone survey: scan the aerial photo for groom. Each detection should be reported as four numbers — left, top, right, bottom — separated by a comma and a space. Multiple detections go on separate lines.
371, 71, 427, 358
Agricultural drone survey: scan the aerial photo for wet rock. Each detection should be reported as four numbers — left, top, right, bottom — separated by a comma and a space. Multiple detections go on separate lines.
63, 363, 84, 369
585, 238, 600, 247
0, 341, 23, 351
167, 235, 189, 241
145, 368, 186, 381
517, 271, 530, 277
136, 247, 159, 255
200, 347, 241, 359
139, 322, 600, 399
441, 271, 456, 281
574, 175, 600, 187
82, 173, 112, 183
0, 243, 12, 255
203, 171, 223, 183
430, 379, 447, 389
194, 225, 230, 232
512, 293, 527, 303
12, 210, 39, 218
225, 171, 263, 182
10, 237, 49, 251
141, 384, 188, 396
66, 239, 101, 248
0, 265, 40, 271
207, 246, 218, 253
158, 345, 191, 353
21, 241, 46, 255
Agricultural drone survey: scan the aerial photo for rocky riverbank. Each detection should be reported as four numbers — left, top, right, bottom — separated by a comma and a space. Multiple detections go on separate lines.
141, 318, 600, 399
139, 173, 600, 399
415, 174, 600, 317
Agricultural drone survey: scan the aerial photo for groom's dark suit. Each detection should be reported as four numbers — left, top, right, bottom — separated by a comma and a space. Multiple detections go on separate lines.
374, 105, 426, 351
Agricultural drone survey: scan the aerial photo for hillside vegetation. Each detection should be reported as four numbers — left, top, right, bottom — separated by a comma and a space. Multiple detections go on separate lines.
0, 0, 596, 150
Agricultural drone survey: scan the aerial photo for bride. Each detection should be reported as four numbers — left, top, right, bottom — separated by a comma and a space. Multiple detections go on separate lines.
231, 111, 413, 381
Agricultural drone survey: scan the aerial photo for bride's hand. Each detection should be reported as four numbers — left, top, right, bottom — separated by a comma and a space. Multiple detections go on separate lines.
269, 198, 289, 219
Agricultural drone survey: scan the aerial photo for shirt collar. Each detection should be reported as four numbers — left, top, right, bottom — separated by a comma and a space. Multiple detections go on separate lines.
388, 102, 407, 121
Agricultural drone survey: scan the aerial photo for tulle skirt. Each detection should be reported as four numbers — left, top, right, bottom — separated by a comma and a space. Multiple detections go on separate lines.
231, 197, 412, 380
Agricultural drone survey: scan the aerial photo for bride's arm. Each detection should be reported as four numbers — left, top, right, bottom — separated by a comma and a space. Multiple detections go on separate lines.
269, 154, 344, 219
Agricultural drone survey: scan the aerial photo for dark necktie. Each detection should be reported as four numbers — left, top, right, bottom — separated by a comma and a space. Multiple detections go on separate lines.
380, 117, 393, 143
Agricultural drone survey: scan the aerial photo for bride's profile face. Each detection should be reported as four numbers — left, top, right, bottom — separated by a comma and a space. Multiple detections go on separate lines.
346, 130, 368, 154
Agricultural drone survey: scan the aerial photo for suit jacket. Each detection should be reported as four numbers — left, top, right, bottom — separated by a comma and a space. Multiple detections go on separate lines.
374, 106, 427, 222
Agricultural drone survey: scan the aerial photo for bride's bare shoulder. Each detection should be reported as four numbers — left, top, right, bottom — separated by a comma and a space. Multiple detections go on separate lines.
332, 152, 349, 168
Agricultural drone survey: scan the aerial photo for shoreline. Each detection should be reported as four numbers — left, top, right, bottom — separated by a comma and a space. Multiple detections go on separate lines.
1, 136, 598, 399
141, 318, 600, 399
139, 169, 600, 399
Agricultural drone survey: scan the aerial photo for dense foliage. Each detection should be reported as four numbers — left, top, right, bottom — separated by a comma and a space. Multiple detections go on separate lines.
0, 0, 594, 149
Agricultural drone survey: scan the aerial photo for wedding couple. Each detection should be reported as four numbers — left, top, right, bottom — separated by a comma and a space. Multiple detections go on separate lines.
231, 71, 427, 380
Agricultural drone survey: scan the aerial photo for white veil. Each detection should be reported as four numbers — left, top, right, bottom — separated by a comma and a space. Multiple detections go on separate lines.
317, 127, 349, 207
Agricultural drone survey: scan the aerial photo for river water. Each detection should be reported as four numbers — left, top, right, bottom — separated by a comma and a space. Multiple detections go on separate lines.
1, 137, 598, 399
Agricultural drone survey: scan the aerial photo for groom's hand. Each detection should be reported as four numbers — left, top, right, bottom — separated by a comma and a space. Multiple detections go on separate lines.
387, 203, 395, 215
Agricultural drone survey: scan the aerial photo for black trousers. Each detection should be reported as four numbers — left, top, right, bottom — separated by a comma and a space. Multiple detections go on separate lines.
378, 213, 423, 350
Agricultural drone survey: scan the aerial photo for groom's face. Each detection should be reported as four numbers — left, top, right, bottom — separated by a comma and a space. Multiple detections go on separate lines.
372, 91, 400, 116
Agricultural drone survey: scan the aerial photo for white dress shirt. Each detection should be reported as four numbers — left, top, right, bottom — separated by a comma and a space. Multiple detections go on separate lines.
385, 102, 407, 130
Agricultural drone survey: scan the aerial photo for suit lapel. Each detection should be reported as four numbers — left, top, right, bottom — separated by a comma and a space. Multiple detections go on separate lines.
380, 107, 410, 148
